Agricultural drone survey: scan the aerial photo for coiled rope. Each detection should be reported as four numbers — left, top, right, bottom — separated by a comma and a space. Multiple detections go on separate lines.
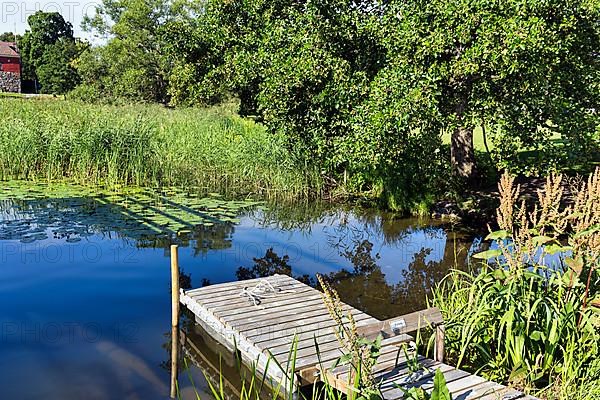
239, 279, 296, 308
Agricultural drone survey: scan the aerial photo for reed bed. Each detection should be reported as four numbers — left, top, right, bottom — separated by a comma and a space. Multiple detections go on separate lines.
0, 99, 322, 200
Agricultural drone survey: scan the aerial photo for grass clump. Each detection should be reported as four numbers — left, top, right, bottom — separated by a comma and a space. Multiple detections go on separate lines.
0, 99, 321, 201
432, 169, 600, 399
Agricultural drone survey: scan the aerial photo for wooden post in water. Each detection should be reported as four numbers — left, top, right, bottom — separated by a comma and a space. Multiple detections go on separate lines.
170, 245, 180, 399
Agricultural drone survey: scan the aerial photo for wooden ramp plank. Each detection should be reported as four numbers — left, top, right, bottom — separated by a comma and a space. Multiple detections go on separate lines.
451, 381, 503, 400
237, 303, 370, 333
181, 275, 538, 400
185, 274, 289, 297
251, 314, 374, 348
199, 282, 312, 308
209, 285, 316, 310
220, 298, 327, 320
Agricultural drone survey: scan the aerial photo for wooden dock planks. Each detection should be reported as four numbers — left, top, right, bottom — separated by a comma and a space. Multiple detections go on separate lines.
181, 274, 537, 400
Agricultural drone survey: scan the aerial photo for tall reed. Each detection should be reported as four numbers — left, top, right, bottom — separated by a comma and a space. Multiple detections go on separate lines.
0, 99, 322, 201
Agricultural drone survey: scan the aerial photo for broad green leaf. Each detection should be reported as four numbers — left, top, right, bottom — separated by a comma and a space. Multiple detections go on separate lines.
573, 225, 600, 238
565, 257, 584, 274
473, 249, 502, 260
530, 330, 543, 341
509, 364, 528, 383
493, 269, 507, 280
544, 243, 571, 255
532, 235, 554, 247
485, 230, 510, 241
431, 368, 452, 400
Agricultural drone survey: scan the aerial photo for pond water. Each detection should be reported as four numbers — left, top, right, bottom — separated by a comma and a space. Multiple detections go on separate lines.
0, 182, 482, 399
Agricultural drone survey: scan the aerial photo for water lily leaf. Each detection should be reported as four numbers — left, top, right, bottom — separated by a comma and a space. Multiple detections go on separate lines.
0, 180, 260, 243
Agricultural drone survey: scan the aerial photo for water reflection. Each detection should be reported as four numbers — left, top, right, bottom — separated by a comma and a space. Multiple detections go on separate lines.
236, 247, 314, 285
0, 182, 256, 246
0, 187, 481, 399
232, 229, 472, 320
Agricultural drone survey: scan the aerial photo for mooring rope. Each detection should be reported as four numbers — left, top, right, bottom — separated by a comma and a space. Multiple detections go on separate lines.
239, 278, 295, 308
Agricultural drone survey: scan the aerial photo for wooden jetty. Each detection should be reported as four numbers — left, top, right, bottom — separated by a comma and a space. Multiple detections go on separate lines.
179, 274, 537, 400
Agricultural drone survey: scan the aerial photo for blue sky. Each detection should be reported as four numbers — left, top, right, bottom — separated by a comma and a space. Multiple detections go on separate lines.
0, 0, 98, 39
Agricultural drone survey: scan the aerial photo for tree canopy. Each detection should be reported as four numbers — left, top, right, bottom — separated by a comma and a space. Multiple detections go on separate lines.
20, 11, 80, 94
0, 32, 20, 42
71, 0, 600, 208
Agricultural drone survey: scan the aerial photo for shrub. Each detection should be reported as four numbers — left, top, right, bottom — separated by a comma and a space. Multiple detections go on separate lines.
432, 170, 600, 398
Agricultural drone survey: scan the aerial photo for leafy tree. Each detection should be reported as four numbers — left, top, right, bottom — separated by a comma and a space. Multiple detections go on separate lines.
80, 0, 172, 102
20, 12, 74, 73
253, 1, 383, 163
19, 11, 79, 93
192, 0, 598, 188
74, 0, 600, 208
160, 2, 228, 106
0, 32, 20, 42
35, 39, 80, 94
367, 0, 600, 181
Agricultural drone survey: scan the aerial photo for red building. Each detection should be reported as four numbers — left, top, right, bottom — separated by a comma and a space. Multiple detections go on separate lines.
0, 41, 21, 93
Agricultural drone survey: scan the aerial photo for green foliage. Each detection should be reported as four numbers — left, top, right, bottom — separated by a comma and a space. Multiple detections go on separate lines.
431, 369, 451, 400
70, 0, 600, 209
160, 0, 599, 207
20, 11, 80, 93
0, 99, 321, 200
318, 274, 383, 399
176, 0, 449, 209
35, 39, 80, 94
397, 368, 452, 400
74, 40, 163, 102
372, 0, 600, 179
160, 0, 228, 106
434, 265, 599, 393
0, 32, 20, 42
80, 0, 173, 102
432, 170, 600, 398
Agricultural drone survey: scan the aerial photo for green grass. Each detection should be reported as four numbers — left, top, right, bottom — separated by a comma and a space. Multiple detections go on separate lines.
0, 99, 322, 201
441, 126, 563, 152
0, 92, 60, 100
432, 266, 600, 400
442, 126, 600, 176
0, 92, 25, 99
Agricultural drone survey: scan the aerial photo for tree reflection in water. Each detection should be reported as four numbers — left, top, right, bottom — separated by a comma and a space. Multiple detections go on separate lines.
234, 232, 472, 320
236, 247, 314, 285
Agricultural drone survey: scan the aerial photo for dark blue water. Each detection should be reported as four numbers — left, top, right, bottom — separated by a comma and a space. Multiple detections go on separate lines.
0, 198, 477, 399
